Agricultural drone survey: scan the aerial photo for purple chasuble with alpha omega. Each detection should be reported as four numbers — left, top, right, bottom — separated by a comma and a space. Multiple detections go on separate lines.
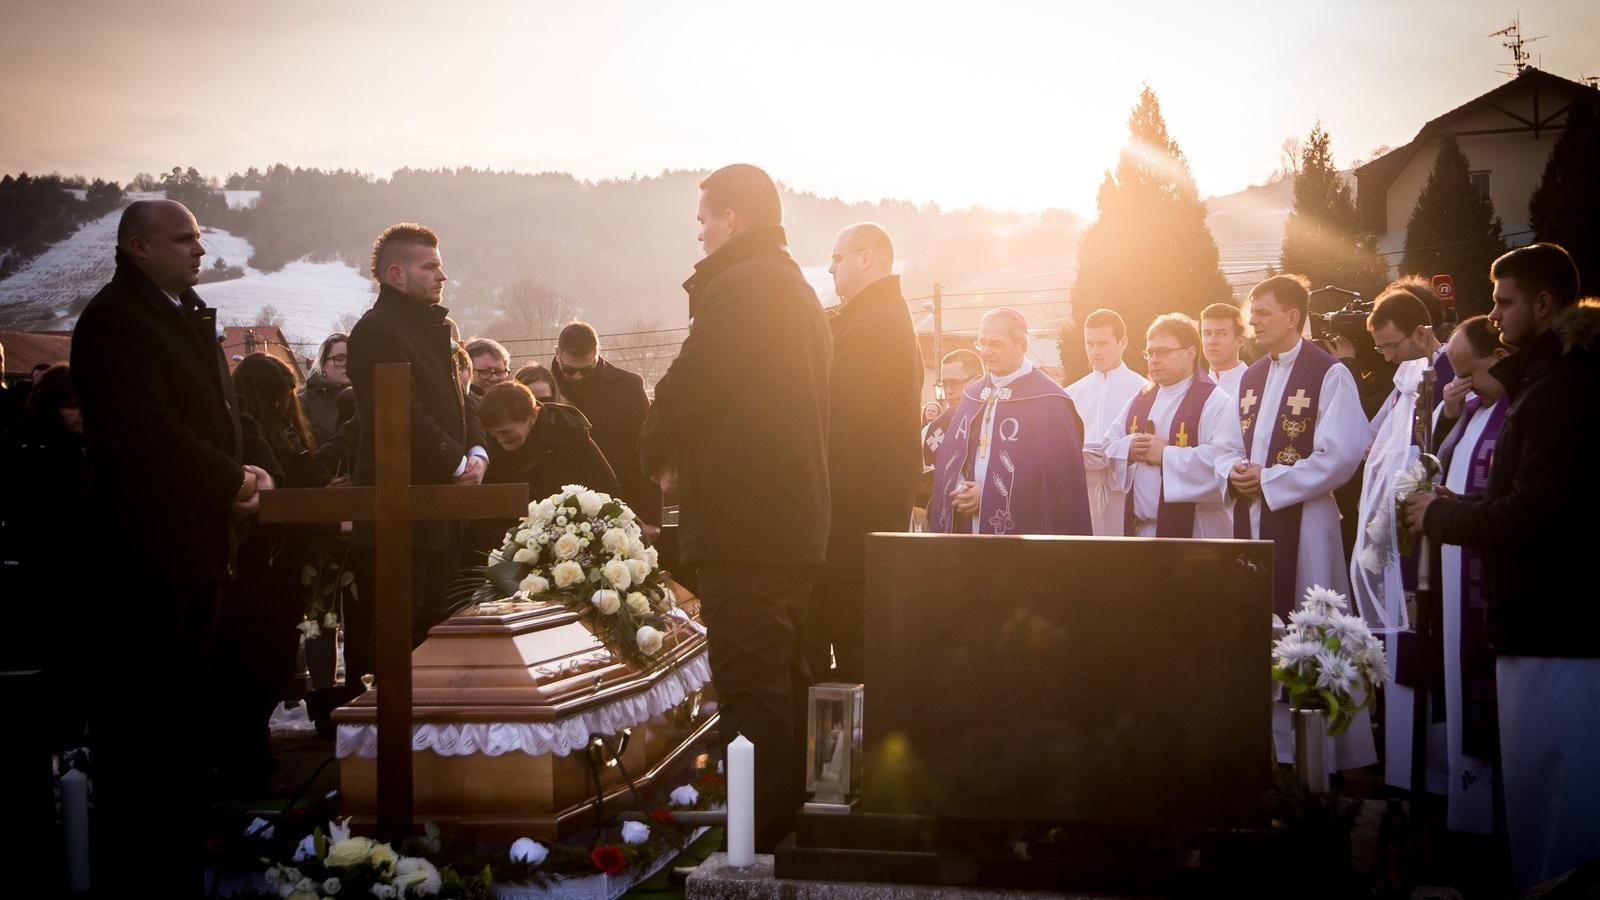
1123, 370, 1217, 537
929, 367, 1091, 536
1233, 341, 1337, 619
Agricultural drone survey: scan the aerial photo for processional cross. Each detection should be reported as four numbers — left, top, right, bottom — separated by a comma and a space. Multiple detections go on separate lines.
260, 363, 528, 841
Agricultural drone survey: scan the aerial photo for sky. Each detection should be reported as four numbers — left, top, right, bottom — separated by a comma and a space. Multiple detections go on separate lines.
1, 0, 1596, 216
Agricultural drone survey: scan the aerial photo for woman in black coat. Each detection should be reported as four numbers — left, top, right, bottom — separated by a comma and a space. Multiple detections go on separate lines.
466, 381, 619, 559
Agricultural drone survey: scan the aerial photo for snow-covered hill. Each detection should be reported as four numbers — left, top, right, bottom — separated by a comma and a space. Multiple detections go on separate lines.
0, 195, 373, 342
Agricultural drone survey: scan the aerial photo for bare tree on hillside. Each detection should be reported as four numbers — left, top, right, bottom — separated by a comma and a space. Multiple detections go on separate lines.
605, 316, 683, 390
492, 276, 575, 364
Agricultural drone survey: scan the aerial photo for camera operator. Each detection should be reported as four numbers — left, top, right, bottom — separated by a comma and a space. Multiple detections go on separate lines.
1312, 288, 1396, 420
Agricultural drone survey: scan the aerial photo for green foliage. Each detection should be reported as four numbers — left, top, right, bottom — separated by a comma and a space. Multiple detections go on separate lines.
1070, 86, 1232, 357
1529, 96, 1600, 298
0, 172, 124, 278
1400, 136, 1507, 317
1280, 122, 1389, 298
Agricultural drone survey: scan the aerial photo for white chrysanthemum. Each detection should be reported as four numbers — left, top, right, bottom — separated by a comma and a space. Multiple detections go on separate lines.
1288, 606, 1328, 630
1314, 651, 1357, 696
1272, 634, 1320, 670
553, 533, 581, 560
394, 856, 442, 897
1304, 586, 1349, 612
514, 528, 534, 545
626, 591, 651, 615
592, 589, 621, 615
519, 573, 550, 595
603, 558, 632, 590
1359, 640, 1391, 682
626, 558, 651, 585
636, 625, 664, 655
1327, 611, 1371, 647
602, 528, 630, 553
552, 560, 585, 589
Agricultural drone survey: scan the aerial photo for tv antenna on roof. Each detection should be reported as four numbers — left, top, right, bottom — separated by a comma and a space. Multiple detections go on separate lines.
1489, 14, 1545, 77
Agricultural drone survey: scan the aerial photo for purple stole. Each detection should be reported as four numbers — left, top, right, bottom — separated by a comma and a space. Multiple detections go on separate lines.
1437, 395, 1508, 757
923, 404, 958, 466
1232, 341, 1337, 619
1122, 372, 1217, 537
928, 368, 1092, 536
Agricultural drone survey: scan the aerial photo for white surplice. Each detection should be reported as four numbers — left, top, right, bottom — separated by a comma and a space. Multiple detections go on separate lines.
1241, 339, 1377, 769
1104, 376, 1244, 538
1438, 399, 1500, 834
1210, 362, 1246, 403
969, 358, 1035, 535
1066, 362, 1146, 536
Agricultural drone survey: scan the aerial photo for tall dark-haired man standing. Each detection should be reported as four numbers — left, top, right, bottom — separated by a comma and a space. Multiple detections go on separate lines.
1403, 243, 1600, 891
641, 164, 831, 850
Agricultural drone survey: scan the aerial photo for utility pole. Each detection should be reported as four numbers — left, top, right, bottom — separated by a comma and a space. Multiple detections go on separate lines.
932, 282, 944, 370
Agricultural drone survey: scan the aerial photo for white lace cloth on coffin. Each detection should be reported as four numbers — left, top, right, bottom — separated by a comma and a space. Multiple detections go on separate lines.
337, 613, 711, 760
1350, 357, 1426, 634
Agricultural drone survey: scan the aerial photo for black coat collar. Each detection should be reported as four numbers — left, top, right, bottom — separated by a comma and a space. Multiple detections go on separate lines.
833, 274, 903, 323
682, 224, 790, 306
1491, 328, 1562, 400
373, 283, 451, 325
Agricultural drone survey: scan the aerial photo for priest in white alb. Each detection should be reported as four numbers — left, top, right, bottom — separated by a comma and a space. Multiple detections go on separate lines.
1066, 308, 1146, 535
1105, 314, 1244, 538
1228, 275, 1375, 769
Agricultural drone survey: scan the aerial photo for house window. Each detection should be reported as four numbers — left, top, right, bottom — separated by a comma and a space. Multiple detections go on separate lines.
1470, 170, 1492, 201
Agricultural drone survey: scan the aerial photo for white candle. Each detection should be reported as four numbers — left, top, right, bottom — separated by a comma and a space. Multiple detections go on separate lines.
726, 734, 755, 867
62, 768, 90, 892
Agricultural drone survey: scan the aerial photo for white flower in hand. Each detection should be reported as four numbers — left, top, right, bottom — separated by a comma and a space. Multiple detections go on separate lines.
552, 561, 584, 589
592, 589, 621, 615
509, 837, 549, 865
621, 821, 650, 845
1394, 458, 1427, 498
636, 625, 664, 655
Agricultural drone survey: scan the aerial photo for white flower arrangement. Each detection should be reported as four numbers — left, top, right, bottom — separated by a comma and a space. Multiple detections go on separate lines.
471, 486, 682, 668
258, 818, 449, 898
1271, 585, 1388, 735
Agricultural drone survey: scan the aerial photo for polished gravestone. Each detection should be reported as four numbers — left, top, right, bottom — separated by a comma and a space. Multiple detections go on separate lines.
777, 533, 1279, 893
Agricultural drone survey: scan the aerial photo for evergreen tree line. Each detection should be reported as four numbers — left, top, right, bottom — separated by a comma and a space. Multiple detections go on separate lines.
0, 173, 124, 279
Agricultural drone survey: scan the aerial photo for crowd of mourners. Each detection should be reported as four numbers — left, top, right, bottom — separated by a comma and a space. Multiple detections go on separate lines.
0, 163, 1593, 896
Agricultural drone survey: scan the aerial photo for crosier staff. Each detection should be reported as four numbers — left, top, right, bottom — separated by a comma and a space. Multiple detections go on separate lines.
1408, 366, 1442, 872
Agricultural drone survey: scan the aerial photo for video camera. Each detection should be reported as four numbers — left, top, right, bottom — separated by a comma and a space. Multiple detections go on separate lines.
1308, 286, 1376, 357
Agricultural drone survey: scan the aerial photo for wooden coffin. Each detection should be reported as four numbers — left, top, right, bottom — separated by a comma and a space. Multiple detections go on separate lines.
335, 582, 718, 840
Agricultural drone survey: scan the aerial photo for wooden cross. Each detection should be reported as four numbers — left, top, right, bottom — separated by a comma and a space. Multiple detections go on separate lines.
1286, 388, 1312, 416
1239, 389, 1258, 416
260, 362, 527, 841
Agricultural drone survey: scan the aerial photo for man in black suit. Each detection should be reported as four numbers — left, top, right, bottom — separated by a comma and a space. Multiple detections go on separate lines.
346, 224, 486, 673
72, 199, 272, 894
640, 164, 832, 850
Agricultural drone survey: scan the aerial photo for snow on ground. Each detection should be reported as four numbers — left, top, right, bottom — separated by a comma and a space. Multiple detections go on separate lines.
200, 259, 375, 345
224, 190, 260, 209
0, 202, 373, 341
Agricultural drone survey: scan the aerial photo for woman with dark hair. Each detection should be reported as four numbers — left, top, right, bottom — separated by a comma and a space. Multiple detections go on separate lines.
0, 364, 91, 743
299, 332, 350, 444
514, 362, 563, 403
214, 353, 334, 791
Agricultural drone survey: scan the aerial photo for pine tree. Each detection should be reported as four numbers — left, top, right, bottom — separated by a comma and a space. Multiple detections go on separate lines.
1280, 122, 1388, 298
1070, 86, 1231, 357
1529, 96, 1600, 297
1400, 136, 1506, 317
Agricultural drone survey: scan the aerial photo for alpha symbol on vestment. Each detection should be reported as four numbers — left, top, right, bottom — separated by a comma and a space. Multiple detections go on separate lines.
1287, 389, 1312, 416
1240, 389, 1258, 416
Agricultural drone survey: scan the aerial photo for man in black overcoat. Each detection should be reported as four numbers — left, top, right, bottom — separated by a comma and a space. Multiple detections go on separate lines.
71, 199, 272, 893
640, 164, 831, 850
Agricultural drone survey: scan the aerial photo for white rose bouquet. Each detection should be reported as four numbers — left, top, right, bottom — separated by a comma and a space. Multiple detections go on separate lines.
1271, 586, 1390, 735
470, 485, 680, 668
259, 818, 461, 898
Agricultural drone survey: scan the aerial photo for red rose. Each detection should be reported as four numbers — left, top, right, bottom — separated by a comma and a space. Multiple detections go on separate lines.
649, 809, 675, 825
591, 845, 626, 875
